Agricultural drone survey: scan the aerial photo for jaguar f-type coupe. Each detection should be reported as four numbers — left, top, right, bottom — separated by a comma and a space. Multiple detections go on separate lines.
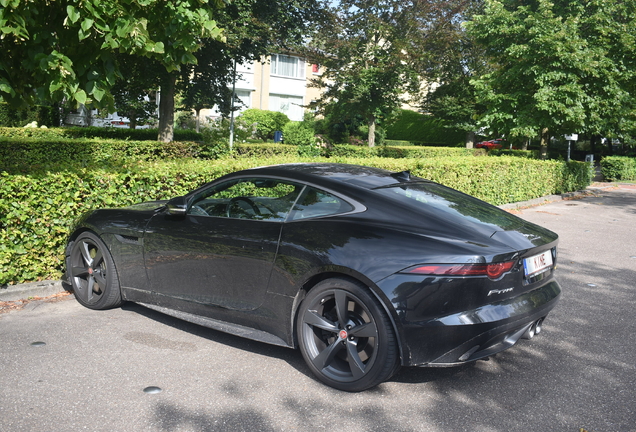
66, 163, 561, 391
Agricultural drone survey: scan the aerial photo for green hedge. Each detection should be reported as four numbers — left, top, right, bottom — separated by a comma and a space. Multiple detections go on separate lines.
0, 103, 60, 127
600, 156, 636, 181
1, 138, 488, 170
1, 155, 592, 285
385, 109, 466, 145
0, 126, 202, 141
327, 144, 486, 158
489, 149, 538, 159
1, 137, 204, 170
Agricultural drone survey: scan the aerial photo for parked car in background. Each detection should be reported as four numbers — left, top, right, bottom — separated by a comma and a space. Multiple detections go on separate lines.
476, 139, 506, 150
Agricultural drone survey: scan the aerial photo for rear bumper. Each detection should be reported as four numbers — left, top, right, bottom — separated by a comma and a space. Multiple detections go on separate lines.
389, 280, 561, 367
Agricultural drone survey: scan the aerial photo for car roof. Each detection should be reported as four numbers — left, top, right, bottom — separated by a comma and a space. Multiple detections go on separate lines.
243, 163, 426, 189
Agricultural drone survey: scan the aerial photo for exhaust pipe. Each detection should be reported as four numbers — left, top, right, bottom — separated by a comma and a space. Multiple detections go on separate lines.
522, 323, 535, 339
522, 319, 545, 340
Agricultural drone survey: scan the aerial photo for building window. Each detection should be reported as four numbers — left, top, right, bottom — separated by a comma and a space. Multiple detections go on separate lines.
233, 90, 252, 113
271, 54, 305, 79
269, 94, 304, 121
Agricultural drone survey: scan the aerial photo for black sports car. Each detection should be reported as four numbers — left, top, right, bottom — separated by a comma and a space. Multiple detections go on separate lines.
65, 163, 561, 391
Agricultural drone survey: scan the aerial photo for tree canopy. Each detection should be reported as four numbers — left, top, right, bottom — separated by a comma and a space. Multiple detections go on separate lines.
305, 0, 470, 147
1, 0, 318, 141
0, 0, 224, 109
466, 0, 636, 149
418, 1, 487, 147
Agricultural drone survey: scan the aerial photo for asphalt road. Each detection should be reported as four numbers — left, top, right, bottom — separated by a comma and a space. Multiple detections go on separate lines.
1, 187, 635, 432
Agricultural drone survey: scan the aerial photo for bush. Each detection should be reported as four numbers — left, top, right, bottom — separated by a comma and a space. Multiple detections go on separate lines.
489, 149, 539, 159
238, 109, 290, 140
0, 126, 202, 141
327, 144, 486, 159
282, 121, 316, 146
234, 143, 300, 158
200, 117, 251, 144
600, 156, 636, 181
1, 150, 593, 285
0, 137, 205, 170
385, 109, 465, 145
0, 103, 60, 127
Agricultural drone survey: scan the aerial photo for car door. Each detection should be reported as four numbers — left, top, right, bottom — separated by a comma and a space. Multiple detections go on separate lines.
143, 177, 303, 312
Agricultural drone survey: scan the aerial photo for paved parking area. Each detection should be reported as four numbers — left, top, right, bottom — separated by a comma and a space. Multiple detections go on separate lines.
1, 187, 635, 432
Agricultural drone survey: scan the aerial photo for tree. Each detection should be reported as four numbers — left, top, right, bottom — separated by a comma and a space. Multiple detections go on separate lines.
305, 0, 415, 147
466, 0, 636, 157
419, 2, 488, 148
306, 0, 471, 147
1, 0, 224, 110
178, 40, 234, 133
163, 0, 321, 139
111, 55, 160, 129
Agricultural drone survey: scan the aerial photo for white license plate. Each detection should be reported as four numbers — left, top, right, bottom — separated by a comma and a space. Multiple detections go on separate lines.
523, 250, 553, 277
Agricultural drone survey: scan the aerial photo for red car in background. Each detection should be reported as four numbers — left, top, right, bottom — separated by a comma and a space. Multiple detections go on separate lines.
476, 139, 506, 150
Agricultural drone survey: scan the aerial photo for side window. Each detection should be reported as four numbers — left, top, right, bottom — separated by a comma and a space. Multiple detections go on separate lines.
188, 178, 303, 221
289, 187, 354, 221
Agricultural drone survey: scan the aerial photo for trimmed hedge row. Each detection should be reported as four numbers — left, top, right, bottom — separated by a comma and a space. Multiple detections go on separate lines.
1, 156, 593, 285
600, 156, 636, 181
0, 126, 202, 142
1, 137, 204, 170
489, 149, 538, 159
234, 143, 487, 158
385, 109, 466, 145
329, 145, 487, 158
1, 138, 487, 171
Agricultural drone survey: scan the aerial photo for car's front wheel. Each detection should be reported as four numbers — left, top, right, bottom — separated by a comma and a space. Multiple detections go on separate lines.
67, 231, 122, 310
297, 278, 399, 391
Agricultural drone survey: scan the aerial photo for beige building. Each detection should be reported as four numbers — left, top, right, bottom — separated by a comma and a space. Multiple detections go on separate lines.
201, 54, 323, 122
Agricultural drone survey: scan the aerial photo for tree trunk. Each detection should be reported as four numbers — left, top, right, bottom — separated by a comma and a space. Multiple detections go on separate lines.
128, 110, 138, 129
540, 127, 549, 160
522, 138, 529, 151
465, 131, 475, 149
590, 134, 599, 154
158, 74, 176, 142
195, 108, 201, 133
367, 117, 376, 147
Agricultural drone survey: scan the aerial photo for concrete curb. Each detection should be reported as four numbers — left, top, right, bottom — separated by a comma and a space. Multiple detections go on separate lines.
0, 279, 68, 302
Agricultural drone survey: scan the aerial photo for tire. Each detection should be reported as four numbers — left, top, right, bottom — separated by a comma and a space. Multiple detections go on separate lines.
67, 231, 122, 310
296, 278, 399, 391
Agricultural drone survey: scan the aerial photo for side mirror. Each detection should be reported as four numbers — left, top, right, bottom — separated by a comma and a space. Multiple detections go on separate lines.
166, 196, 187, 216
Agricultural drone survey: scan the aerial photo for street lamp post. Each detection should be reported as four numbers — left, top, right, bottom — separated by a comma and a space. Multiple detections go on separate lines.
229, 60, 237, 151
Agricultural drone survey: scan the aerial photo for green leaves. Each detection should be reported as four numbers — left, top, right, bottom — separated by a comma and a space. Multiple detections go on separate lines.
1, 0, 225, 109
66, 6, 80, 24
467, 0, 636, 141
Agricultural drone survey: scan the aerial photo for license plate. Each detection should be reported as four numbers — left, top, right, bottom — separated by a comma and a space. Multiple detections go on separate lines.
523, 250, 553, 277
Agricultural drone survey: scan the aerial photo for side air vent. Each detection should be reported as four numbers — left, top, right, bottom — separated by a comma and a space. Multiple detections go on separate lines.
115, 234, 140, 245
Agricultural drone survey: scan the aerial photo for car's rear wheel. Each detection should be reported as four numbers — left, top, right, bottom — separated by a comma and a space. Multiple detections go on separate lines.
68, 232, 122, 310
297, 278, 399, 391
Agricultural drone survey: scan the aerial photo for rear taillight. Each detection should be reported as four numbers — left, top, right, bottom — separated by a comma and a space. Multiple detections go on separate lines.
404, 261, 516, 281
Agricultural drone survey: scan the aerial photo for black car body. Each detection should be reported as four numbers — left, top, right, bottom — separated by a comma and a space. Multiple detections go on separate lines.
66, 163, 561, 391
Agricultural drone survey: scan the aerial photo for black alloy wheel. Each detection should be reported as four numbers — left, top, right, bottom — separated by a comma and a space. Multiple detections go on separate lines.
68, 231, 122, 310
297, 278, 399, 391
